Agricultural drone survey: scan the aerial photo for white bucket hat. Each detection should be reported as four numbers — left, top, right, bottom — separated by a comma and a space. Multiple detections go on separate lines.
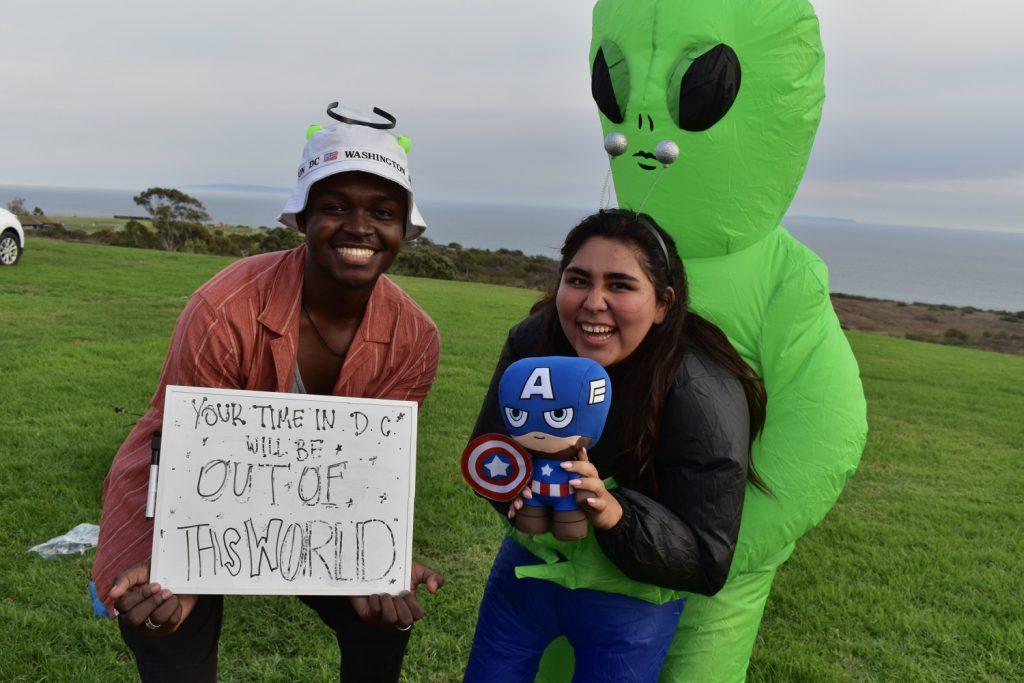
277, 107, 427, 240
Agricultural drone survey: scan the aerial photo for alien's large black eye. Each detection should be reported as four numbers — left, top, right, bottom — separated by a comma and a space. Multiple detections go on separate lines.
592, 41, 630, 124
668, 44, 741, 132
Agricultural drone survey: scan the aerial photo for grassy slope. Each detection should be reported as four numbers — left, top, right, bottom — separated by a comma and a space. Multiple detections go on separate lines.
0, 239, 1020, 681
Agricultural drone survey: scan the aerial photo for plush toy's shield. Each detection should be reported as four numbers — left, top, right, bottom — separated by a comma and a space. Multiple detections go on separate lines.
461, 434, 533, 502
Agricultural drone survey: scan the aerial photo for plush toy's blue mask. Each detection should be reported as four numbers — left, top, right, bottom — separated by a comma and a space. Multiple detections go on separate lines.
498, 357, 612, 454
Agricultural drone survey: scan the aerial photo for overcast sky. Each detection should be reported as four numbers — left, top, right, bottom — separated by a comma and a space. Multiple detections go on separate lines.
1, 0, 1021, 232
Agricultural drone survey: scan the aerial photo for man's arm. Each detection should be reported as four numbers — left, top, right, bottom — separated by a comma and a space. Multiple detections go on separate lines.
380, 325, 441, 406
95, 294, 243, 613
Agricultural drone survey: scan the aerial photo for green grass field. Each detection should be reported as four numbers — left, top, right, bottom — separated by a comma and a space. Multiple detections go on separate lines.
1, 239, 1021, 681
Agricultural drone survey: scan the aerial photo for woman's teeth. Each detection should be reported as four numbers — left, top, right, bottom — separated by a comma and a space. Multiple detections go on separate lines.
580, 323, 615, 337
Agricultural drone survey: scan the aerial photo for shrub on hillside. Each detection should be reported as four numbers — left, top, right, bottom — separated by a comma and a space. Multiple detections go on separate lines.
114, 220, 163, 250
394, 249, 458, 280
32, 223, 90, 242
943, 328, 969, 345
256, 228, 305, 253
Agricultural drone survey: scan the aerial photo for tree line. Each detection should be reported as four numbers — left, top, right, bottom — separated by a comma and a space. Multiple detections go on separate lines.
16, 188, 559, 289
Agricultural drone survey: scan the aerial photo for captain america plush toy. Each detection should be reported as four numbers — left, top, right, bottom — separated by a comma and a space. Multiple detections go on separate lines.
462, 356, 612, 541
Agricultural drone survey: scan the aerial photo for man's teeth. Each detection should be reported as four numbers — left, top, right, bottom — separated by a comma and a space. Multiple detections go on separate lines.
581, 323, 615, 334
336, 247, 375, 258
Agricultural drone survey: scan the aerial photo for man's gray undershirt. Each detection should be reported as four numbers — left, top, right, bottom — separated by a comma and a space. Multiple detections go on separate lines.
291, 362, 306, 394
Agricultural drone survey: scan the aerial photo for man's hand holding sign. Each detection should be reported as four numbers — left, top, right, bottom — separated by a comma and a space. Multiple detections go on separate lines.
111, 563, 444, 637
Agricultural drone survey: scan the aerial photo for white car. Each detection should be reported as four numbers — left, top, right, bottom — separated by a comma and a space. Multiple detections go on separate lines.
1, 208, 25, 266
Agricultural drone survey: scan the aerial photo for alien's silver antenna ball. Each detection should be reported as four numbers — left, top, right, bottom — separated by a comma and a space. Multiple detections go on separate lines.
654, 140, 680, 166
604, 132, 628, 157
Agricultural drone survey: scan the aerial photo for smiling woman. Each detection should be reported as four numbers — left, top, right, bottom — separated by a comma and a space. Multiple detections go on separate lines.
464, 210, 768, 681
555, 235, 669, 367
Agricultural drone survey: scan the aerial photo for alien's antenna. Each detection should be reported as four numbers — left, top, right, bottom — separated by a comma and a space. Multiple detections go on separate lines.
600, 169, 613, 210
635, 141, 680, 215
636, 171, 665, 215
602, 133, 628, 209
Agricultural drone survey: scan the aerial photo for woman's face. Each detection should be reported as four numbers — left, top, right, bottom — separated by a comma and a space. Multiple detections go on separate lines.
555, 236, 668, 367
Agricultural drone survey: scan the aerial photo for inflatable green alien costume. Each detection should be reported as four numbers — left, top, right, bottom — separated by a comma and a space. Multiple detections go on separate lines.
526, 1, 868, 680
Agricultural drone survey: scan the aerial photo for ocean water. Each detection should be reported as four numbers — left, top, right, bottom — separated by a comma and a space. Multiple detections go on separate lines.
3, 183, 1022, 311
785, 218, 1024, 312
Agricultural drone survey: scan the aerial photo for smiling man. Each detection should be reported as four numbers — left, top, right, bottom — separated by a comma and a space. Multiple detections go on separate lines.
93, 111, 444, 682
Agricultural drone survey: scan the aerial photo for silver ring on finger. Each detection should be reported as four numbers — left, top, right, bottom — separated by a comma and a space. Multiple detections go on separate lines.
396, 623, 412, 632
144, 617, 162, 630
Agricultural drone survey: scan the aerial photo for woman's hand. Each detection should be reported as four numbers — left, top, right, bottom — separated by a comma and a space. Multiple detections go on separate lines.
506, 486, 534, 520
563, 447, 623, 530
348, 560, 445, 631
109, 561, 198, 637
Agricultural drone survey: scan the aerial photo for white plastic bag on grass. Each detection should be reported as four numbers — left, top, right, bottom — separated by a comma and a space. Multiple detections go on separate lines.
28, 523, 99, 558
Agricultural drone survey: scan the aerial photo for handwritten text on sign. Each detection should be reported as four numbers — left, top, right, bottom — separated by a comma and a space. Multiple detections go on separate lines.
150, 386, 417, 595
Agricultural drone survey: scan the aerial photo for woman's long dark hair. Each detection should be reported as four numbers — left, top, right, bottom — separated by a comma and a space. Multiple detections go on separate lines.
530, 210, 769, 492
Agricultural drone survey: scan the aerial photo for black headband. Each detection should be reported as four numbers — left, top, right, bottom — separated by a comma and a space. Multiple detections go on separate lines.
326, 102, 397, 130
602, 209, 672, 280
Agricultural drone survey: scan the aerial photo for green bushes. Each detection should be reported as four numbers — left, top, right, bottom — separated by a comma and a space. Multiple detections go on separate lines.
393, 249, 458, 280
943, 328, 970, 345
29, 221, 304, 259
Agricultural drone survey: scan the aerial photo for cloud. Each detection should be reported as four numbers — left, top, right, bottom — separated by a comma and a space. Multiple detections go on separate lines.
1, 0, 1020, 230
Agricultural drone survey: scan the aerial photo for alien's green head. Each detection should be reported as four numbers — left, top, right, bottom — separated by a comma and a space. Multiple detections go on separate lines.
591, 0, 824, 258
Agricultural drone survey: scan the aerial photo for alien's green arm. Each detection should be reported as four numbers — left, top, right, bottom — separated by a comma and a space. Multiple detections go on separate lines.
728, 257, 868, 576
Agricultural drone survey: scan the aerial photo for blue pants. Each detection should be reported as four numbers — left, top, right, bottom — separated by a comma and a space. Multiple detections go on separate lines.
464, 538, 685, 683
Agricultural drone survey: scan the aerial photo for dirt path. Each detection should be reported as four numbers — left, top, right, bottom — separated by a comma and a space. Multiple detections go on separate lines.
833, 294, 1024, 356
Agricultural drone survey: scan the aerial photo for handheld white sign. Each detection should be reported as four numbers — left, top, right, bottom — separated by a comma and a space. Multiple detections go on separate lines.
150, 386, 417, 596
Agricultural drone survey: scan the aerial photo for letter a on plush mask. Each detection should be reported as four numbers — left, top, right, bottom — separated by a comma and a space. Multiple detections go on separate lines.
520, 368, 554, 400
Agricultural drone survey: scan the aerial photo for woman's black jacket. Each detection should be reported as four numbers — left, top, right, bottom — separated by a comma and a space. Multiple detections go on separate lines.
471, 313, 750, 596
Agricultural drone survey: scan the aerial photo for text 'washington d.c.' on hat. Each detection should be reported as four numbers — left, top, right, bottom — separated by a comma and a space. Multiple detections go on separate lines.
277, 102, 427, 240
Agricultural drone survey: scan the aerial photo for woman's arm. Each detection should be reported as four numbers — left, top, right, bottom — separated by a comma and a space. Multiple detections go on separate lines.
593, 367, 751, 595
470, 335, 520, 519
469, 314, 546, 516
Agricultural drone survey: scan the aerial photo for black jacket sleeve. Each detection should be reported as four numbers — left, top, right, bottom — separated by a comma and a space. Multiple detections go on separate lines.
594, 354, 751, 595
469, 315, 543, 517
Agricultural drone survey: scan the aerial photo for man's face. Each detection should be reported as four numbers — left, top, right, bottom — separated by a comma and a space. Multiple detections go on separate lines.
298, 171, 407, 290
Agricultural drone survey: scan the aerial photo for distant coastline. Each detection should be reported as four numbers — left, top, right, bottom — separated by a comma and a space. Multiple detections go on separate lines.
18, 215, 1024, 356
3, 182, 1022, 312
